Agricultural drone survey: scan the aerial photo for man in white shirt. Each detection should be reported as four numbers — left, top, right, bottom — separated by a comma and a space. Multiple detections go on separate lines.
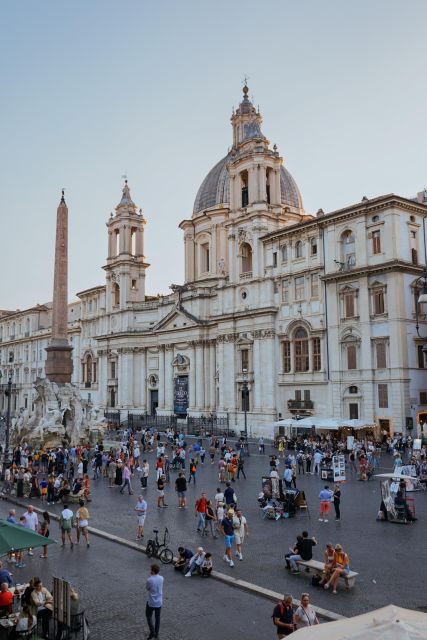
185, 547, 206, 577
214, 488, 224, 508
23, 505, 38, 557
23, 505, 38, 531
313, 451, 323, 475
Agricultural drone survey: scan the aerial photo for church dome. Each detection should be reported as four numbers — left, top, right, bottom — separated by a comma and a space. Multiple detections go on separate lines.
193, 154, 303, 215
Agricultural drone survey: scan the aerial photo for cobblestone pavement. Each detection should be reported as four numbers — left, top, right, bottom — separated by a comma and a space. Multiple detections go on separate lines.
8, 443, 427, 627
0, 501, 270, 640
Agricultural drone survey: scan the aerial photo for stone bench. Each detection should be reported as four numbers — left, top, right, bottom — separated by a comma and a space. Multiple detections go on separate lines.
296, 558, 358, 589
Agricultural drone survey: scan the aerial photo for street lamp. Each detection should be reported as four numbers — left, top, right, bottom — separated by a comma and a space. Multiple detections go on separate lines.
242, 368, 250, 456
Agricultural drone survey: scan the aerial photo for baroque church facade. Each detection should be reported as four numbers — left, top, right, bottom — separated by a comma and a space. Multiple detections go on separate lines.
1, 86, 427, 437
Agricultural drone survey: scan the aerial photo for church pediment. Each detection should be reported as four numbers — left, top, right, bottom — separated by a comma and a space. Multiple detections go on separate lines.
152, 305, 206, 332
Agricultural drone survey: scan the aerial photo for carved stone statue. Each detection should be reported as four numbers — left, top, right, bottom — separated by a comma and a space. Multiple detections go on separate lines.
11, 378, 105, 448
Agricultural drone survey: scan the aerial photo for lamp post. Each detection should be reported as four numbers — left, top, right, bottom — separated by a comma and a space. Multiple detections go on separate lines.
242, 368, 250, 456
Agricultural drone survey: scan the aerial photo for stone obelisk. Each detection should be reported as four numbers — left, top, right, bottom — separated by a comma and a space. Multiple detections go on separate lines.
45, 190, 73, 383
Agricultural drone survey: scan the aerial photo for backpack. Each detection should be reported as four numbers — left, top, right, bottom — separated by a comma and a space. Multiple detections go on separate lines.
61, 516, 72, 530
190, 463, 197, 473
272, 601, 284, 624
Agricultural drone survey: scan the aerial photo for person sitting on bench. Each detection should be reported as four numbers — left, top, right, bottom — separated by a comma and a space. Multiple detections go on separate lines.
287, 531, 317, 574
323, 544, 350, 594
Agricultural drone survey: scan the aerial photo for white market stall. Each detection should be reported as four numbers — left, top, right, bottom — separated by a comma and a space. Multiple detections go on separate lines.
291, 604, 427, 640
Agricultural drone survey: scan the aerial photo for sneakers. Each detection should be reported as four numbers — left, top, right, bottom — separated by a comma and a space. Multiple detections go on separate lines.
324, 519, 328, 523
184, 572, 192, 578
318, 518, 323, 522
238, 553, 243, 561
28, 551, 34, 556
229, 560, 235, 567
223, 554, 230, 563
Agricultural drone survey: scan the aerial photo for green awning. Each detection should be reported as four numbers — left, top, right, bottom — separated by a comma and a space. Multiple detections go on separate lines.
0, 520, 56, 555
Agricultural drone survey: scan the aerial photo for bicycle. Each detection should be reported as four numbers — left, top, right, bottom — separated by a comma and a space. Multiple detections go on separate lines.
145, 527, 174, 564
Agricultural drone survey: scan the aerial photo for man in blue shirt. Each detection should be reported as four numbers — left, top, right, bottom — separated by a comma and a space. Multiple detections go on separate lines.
0, 562, 12, 587
146, 564, 163, 639
319, 485, 333, 522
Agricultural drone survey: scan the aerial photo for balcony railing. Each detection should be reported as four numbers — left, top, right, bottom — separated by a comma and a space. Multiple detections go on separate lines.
288, 399, 314, 410
240, 271, 253, 280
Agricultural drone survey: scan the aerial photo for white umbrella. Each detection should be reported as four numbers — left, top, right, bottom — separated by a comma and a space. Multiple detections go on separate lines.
291, 605, 427, 640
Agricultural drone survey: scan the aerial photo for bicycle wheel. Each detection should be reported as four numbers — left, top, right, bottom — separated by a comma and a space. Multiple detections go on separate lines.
159, 548, 173, 564
146, 541, 155, 558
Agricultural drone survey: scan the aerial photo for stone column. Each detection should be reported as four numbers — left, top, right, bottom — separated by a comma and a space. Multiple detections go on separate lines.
216, 339, 224, 411
117, 351, 125, 407
158, 346, 165, 409
253, 338, 261, 410
165, 346, 174, 412
195, 342, 205, 410
189, 343, 196, 410
209, 341, 216, 410
228, 234, 236, 282
133, 350, 141, 406
262, 334, 276, 411
223, 337, 236, 411
259, 165, 267, 202
107, 230, 114, 259
98, 351, 108, 408
140, 348, 147, 411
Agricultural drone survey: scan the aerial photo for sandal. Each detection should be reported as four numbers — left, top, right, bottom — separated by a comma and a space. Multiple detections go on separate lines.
324, 583, 330, 590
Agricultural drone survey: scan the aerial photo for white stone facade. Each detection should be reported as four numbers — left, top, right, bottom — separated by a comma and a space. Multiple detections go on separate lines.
1, 87, 427, 437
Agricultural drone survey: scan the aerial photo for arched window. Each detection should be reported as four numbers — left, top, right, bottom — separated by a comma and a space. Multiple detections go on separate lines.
310, 237, 318, 256
295, 241, 304, 259
241, 170, 249, 207
266, 169, 272, 204
113, 283, 120, 307
341, 230, 356, 268
294, 327, 309, 372
240, 243, 252, 274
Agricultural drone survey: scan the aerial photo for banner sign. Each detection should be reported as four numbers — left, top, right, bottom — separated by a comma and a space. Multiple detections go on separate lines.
174, 376, 188, 414
332, 454, 346, 482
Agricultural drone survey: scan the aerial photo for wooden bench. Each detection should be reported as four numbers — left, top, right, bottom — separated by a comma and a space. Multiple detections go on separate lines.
296, 558, 358, 589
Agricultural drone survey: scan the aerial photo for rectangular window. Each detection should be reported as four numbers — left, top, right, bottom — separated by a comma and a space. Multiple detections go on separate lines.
372, 230, 381, 254
420, 391, 427, 405
283, 341, 291, 373
347, 344, 357, 370
281, 245, 288, 262
313, 337, 321, 371
304, 389, 311, 401
418, 345, 426, 369
311, 273, 319, 298
111, 361, 116, 379
344, 292, 355, 318
378, 383, 388, 408
295, 390, 302, 401
295, 339, 309, 372
241, 349, 249, 372
282, 279, 290, 303
373, 289, 385, 315
131, 279, 137, 290
93, 361, 97, 384
295, 276, 305, 301
376, 342, 386, 369
272, 252, 277, 267
310, 238, 318, 256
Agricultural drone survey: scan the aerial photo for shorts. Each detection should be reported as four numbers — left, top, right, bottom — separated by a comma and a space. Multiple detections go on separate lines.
137, 515, 146, 526
234, 534, 244, 545
158, 490, 165, 497
225, 535, 234, 549
177, 491, 186, 498
320, 501, 330, 513
79, 526, 88, 534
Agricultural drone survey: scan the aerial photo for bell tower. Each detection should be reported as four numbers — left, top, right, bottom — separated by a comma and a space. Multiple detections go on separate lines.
103, 180, 149, 312
228, 84, 283, 211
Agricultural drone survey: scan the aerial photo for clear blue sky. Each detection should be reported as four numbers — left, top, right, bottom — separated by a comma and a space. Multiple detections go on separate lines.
1, 0, 426, 309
